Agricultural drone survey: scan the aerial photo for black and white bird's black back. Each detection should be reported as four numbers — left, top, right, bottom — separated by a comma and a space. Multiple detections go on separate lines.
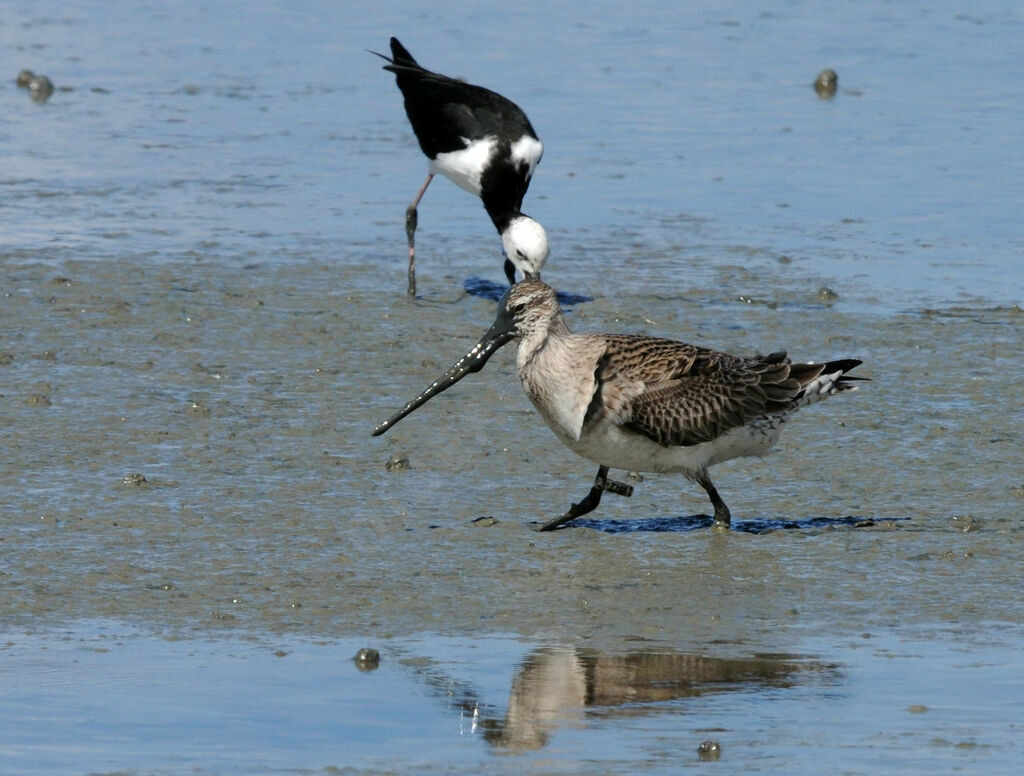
375, 37, 548, 288
382, 39, 541, 208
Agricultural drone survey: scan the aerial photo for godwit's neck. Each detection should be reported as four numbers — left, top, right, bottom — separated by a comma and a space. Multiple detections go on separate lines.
518, 309, 571, 368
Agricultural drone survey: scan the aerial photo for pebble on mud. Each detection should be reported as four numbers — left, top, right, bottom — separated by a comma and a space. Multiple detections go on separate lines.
471, 516, 499, 527
354, 647, 380, 671
16, 69, 55, 102
814, 68, 838, 98
121, 473, 148, 487
30, 76, 55, 100
698, 740, 722, 761
385, 453, 410, 471
952, 515, 980, 533
186, 400, 211, 417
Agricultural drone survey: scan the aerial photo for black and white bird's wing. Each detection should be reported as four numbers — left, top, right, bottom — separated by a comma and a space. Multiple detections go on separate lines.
377, 38, 537, 159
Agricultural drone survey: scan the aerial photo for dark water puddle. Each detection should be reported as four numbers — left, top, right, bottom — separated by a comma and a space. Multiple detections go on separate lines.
551, 514, 908, 534
464, 276, 593, 306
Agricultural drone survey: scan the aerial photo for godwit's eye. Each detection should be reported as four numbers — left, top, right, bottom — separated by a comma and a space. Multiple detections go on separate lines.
510, 302, 527, 315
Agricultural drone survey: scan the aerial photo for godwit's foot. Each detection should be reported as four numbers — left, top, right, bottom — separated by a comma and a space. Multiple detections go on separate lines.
698, 473, 731, 530
537, 465, 633, 532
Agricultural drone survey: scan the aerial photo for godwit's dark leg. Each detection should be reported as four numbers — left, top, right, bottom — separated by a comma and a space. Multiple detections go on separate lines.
405, 173, 434, 296
538, 465, 634, 532
537, 465, 609, 532
696, 472, 731, 529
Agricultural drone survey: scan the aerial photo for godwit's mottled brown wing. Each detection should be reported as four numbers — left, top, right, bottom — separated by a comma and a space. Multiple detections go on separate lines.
593, 336, 816, 447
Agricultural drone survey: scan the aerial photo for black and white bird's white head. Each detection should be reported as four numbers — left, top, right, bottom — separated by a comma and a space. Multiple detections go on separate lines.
501, 215, 549, 282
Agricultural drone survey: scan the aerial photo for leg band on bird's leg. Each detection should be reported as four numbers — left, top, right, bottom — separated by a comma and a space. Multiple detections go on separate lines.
595, 471, 633, 498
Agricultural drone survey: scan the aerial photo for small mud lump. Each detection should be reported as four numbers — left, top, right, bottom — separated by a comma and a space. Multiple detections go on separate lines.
354, 647, 381, 671
814, 68, 838, 99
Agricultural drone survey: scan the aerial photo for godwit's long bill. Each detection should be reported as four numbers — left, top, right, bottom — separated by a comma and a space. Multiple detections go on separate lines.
373, 280, 865, 531
374, 37, 548, 296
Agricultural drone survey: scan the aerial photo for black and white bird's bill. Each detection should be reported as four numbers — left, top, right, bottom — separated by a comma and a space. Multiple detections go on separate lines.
372, 301, 518, 436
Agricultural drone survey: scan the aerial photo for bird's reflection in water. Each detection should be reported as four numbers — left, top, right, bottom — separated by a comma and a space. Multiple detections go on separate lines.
468, 647, 834, 752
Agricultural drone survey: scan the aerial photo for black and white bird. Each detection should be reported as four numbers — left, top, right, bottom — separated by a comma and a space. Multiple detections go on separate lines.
374, 280, 865, 531
374, 37, 548, 296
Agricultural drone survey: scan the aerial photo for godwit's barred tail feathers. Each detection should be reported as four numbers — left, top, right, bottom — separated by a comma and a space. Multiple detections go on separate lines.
789, 358, 865, 407
607, 347, 864, 448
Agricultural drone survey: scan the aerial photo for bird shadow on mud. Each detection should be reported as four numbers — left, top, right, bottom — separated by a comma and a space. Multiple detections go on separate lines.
543, 514, 907, 535
464, 276, 592, 306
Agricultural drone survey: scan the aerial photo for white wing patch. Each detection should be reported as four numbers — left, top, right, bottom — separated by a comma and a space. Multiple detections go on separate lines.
430, 136, 497, 196
510, 135, 543, 179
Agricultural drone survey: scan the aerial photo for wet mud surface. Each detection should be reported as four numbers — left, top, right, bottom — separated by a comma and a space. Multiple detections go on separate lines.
2, 256, 1021, 649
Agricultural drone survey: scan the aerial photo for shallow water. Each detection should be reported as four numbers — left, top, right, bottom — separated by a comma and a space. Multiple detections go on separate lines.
2, 1, 1023, 774
2, 623, 1022, 775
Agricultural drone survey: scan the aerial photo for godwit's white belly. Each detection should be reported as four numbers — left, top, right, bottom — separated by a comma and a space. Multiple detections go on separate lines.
548, 414, 788, 479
